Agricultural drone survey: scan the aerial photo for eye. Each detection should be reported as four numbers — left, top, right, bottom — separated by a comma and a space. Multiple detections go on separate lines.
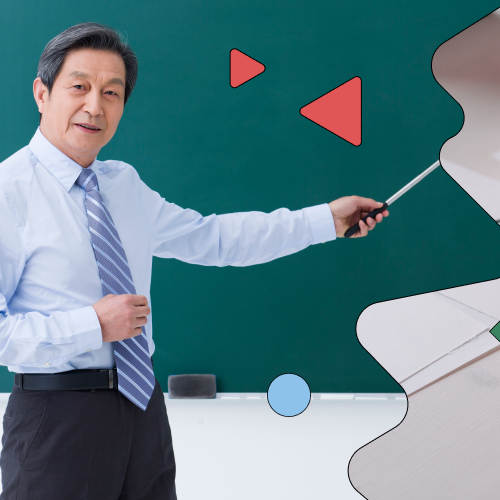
105, 91, 118, 96
73, 85, 85, 90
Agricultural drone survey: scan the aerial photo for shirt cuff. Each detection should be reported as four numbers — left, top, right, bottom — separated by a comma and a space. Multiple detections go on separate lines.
303, 203, 337, 244
68, 306, 103, 353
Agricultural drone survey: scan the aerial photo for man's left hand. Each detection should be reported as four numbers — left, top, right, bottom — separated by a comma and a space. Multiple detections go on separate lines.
328, 196, 389, 238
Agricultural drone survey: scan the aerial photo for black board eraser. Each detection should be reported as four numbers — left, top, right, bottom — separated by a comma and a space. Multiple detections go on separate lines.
167, 374, 216, 399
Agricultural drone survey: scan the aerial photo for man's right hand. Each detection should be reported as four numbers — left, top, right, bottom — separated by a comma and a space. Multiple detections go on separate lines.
92, 294, 150, 342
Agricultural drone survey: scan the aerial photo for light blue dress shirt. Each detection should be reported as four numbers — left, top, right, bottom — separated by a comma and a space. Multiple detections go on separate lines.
0, 127, 336, 374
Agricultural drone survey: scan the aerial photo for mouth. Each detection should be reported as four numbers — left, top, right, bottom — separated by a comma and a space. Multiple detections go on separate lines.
75, 123, 102, 134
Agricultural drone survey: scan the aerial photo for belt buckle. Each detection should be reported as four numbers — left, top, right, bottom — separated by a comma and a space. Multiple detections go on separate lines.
100, 369, 114, 389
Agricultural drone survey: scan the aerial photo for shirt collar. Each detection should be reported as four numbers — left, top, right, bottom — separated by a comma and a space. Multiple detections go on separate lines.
28, 127, 98, 192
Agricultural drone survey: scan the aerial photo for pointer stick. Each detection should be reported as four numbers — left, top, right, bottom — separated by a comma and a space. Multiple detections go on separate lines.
344, 160, 441, 238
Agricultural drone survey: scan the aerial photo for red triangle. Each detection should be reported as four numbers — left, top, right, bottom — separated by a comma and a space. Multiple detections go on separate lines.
230, 49, 265, 88
300, 77, 361, 146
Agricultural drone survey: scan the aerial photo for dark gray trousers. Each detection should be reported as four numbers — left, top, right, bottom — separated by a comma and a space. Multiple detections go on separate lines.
0, 378, 177, 500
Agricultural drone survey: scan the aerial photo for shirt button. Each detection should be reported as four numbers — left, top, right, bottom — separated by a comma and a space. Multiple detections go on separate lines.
87, 349, 92, 352
44, 362, 50, 367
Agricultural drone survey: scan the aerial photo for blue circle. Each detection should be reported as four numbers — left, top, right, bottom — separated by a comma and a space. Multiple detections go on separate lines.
267, 374, 311, 417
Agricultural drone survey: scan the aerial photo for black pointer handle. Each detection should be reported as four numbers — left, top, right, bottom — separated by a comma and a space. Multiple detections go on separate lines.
344, 202, 388, 238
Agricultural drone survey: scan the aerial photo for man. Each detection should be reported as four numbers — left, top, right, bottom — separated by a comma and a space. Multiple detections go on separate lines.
0, 22, 388, 500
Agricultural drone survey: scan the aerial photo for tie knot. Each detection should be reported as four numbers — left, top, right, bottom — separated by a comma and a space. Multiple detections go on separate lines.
76, 168, 98, 192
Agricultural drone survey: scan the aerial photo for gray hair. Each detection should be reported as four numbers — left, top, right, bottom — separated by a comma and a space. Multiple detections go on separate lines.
37, 22, 138, 122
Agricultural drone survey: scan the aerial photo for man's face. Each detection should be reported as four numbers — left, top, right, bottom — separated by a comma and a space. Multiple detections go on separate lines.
33, 48, 126, 167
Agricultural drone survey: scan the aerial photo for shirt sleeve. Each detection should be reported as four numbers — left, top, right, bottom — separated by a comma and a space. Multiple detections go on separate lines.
0, 190, 103, 369
136, 175, 337, 266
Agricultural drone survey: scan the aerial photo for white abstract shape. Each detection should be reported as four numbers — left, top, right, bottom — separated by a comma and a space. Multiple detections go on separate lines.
357, 293, 487, 383
358, 279, 500, 395
433, 8, 500, 221
438, 277, 500, 319
349, 346, 500, 499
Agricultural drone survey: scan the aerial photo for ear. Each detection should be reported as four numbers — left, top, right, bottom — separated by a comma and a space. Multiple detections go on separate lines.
33, 77, 48, 113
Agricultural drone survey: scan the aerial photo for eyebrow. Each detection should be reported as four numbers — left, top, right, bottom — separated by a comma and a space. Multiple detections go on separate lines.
67, 70, 125, 88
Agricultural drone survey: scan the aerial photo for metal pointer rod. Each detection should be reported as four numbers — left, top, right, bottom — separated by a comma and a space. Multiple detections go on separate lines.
344, 160, 441, 238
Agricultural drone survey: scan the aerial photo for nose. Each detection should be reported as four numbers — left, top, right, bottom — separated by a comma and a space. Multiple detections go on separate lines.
82, 88, 104, 118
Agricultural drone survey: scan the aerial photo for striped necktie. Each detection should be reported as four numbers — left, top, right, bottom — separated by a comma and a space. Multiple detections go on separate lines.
76, 168, 155, 411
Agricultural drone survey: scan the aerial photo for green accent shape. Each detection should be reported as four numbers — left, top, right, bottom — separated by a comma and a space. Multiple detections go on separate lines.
490, 323, 500, 342
1, 1, 500, 393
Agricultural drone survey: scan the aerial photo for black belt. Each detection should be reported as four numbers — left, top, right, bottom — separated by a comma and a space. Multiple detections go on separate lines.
14, 357, 154, 391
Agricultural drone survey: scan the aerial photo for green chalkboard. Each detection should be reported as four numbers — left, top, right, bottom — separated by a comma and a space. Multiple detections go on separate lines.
1, 0, 499, 393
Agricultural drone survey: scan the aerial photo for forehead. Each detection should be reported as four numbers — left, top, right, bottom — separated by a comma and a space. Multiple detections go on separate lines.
58, 48, 126, 81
